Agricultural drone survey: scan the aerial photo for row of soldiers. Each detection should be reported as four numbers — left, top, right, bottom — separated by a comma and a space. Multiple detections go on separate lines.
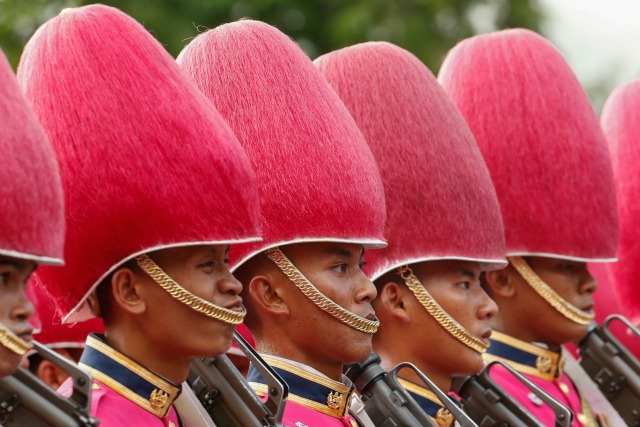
1, 3, 640, 426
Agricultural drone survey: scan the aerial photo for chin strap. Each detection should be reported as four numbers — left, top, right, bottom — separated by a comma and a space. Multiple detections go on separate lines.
265, 247, 380, 334
0, 322, 33, 356
508, 256, 594, 326
397, 265, 489, 354
135, 254, 246, 325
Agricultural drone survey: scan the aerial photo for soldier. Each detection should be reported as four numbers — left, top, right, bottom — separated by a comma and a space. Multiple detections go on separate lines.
601, 79, 640, 329
439, 29, 619, 426
18, 5, 261, 425
315, 41, 506, 425
0, 48, 64, 378
178, 20, 386, 427
27, 280, 103, 389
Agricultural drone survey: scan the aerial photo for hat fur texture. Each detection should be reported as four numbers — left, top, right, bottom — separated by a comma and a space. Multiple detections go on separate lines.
315, 42, 506, 280
18, 5, 261, 321
0, 50, 64, 265
177, 20, 386, 269
438, 29, 618, 261
601, 79, 640, 322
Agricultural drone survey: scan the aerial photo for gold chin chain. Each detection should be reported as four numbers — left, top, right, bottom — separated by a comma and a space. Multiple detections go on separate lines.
509, 256, 594, 326
0, 323, 33, 356
265, 247, 380, 334
135, 254, 246, 325
397, 265, 489, 354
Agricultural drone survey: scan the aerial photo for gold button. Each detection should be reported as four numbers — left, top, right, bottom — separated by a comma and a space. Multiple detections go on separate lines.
349, 420, 358, 427
577, 413, 589, 424
558, 382, 570, 396
169, 422, 176, 427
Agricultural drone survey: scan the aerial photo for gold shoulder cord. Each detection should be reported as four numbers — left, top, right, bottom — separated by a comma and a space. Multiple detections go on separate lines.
135, 254, 246, 325
265, 247, 380, 334
0, 323, 33, 356
397, 265, 489, 354
509, 257, 594, 326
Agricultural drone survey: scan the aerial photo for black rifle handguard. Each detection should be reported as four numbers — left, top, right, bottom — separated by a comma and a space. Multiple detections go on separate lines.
187, 331, 288, 427
345, 352, 477, 427
578, 314, 640, 426
451, 360, 573, 427
0, 341, 99, 426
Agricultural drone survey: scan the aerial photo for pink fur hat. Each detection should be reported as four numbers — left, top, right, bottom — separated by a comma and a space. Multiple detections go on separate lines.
439, 29, 618, 261
315, 42, 506, 280
0, 50, 64, 265
28, 277, 104, 349
18, 5, 261, 322
177, 20, 386, 269
601, 79, 640, 323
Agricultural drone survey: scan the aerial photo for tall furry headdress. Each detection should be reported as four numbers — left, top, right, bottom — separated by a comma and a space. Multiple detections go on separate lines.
601, 79, 640, 323
439, 29, 618, 261
315, 42, 506, 280
0, 50, 64, 265
18, 5, 261, 321
177, 20, 386, 269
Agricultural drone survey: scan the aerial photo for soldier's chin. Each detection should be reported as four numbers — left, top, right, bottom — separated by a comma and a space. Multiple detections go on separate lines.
0, 351, 22, 377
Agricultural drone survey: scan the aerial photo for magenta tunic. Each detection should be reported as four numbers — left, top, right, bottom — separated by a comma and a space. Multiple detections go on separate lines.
248, 356, 362, 427
485, 331, 607, 427
59, 334, 182, 427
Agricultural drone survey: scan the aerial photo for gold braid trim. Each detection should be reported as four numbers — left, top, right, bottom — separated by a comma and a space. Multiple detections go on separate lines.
135, 254, 246, 325
509, 257, 594, 326
0, 323, 33, 356
265, 247, 380, 334
397, 265, 489, 354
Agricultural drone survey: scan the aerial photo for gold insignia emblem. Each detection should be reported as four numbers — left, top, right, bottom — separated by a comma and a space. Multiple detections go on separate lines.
559, 381, 571, 396
327, 391, 343, 410
436, 407, 454, 427
535, 355, 552, 374
150, 388, 169, 409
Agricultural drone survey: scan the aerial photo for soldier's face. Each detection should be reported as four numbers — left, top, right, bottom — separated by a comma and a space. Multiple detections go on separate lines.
280, 242, 378, 367
410, 260, 496, 376
509, 257, 596, 345
137, 244, 243, 358
0, 256, 35, 377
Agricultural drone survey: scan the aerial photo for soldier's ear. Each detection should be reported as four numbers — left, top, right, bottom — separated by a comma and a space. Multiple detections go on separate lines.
248, 274, 290, 316
110, 267, 146, 315
483, 267, 515, 299
378, 282, 411, 322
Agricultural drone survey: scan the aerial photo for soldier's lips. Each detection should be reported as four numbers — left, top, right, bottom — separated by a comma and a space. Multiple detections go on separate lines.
480, 329, 492, 344
224, 298, 244, 311
365, 313, 378, 322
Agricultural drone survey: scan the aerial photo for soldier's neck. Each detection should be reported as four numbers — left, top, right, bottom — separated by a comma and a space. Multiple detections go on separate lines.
103, 327, 190, 385
256, 341, 344, 381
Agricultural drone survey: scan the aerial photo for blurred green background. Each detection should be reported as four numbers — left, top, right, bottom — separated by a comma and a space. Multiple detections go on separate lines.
0, 0, 543, 74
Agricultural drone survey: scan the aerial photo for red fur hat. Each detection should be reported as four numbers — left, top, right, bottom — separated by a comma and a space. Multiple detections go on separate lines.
601, 79, 640, 323
0, 50, 64, 265
17, 5, 261, 321
28, 278, 103, 349
438, 29, 618, 261
177, 20, 386, 269
314, 42, 506, 280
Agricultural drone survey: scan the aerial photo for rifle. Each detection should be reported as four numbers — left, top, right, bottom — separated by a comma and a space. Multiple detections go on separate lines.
344, 352, 477, 427
186, 331, 288, 427
0, 341, 98, 426
451, 360, 573, 427
578, 314, 640, 426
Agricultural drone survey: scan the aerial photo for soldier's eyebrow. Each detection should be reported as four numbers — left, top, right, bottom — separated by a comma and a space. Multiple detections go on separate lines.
324, 246, 356, 260
459, 269, 476, 279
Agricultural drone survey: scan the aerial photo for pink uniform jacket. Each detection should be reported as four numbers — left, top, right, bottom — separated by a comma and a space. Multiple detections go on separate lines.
484, 331, 607, 427
59, 334, 182, 426
248, 356, 362, 427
